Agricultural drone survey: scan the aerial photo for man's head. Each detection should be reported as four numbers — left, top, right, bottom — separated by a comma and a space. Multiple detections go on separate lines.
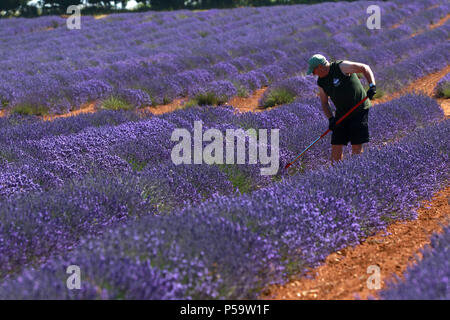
307, 54, 329, 77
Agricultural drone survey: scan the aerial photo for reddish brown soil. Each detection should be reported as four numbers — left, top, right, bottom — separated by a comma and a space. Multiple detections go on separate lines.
41, 102, 97, 121
429, 13, 450, 30
42, 88, 270, 120
140, 97, 190, 115
140, 87, 270, 115
225, 87, 268, 113
0, 82, 269, 120
438, 98, 450, 117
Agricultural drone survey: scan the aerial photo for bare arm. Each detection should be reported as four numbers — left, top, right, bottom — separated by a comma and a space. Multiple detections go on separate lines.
319, 86, 333, 119
339, 60, 376, 86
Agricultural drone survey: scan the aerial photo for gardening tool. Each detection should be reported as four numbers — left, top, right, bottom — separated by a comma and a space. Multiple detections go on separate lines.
284, 96, 369, 169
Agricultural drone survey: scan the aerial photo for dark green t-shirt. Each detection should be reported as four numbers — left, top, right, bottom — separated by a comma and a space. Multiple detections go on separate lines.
317, 60, 371, 121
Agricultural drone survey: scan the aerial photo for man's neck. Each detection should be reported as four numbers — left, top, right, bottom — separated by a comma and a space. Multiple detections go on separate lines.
319, 64, 331, 78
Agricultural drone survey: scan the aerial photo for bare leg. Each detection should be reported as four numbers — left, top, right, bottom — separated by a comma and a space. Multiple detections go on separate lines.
351, 144, 364, 155
331, 145, 344, 163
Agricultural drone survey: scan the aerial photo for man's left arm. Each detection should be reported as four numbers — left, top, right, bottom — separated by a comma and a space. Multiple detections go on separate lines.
339, 60, 375, 86
339, 60, 376, 99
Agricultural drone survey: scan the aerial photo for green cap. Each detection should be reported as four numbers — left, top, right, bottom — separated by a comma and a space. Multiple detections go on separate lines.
307, 54, 327, 75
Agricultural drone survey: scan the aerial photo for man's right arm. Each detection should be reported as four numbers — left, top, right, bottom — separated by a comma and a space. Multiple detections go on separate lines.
319, 87, 333, 119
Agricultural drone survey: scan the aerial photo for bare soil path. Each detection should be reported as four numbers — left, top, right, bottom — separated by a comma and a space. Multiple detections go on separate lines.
137, 87, 270, 115
140, 97, 190, 115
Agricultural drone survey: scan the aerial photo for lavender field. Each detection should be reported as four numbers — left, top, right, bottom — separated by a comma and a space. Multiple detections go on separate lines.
0, 0, 449, 300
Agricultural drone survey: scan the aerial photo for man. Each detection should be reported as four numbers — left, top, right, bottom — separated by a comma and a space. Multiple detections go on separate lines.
306, 54, 376, 163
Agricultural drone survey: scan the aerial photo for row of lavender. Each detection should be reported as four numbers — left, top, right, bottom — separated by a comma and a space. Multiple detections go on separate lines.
1, 0, 448, 113
0, 93, 444, 282
380, 225, 449, 300
0, 115, 448, 299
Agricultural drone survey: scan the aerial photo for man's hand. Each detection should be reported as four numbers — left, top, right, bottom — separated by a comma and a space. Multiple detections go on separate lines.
366, 84, 376, 100
328, 116, 337, 131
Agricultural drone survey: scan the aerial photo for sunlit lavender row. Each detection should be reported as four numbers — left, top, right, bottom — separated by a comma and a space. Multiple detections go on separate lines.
0, 0, 448, 114
0, 94, 443, 201
435, 72, 450, 98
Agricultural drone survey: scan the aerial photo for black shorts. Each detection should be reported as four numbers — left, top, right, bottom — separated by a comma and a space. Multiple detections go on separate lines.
331, 108, 369, 145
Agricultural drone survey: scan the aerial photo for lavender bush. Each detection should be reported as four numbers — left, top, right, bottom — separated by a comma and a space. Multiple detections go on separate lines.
435, 73, 450, 98
189, 80, 238, 106
258, 76, 317, 108
380, 226, 450, 300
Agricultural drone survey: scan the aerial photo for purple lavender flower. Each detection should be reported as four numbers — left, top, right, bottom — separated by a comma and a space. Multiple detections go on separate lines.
380, 226, 450, 300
